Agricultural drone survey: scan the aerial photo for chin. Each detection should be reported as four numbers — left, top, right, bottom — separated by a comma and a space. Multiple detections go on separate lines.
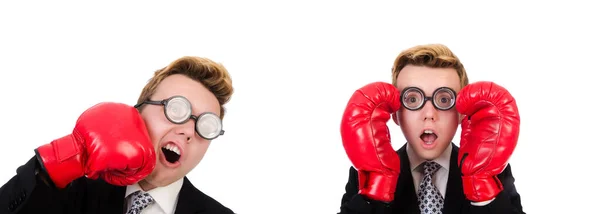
153, 169, 185, 186
411, 142, 444, 160
145, 176, 171, 188
144, 169, 167, 186
418, 151, 442, 160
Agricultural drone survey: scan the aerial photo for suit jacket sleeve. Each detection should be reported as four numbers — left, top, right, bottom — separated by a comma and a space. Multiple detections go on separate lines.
338, 166, 393, 214
0, 155, 72, 214
467, 163, 526, 214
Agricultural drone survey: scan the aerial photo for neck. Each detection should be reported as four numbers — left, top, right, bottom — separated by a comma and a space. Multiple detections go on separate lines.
138, 179, 157, 192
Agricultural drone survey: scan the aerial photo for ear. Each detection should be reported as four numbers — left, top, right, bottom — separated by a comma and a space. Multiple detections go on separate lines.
392, 111, 400, 126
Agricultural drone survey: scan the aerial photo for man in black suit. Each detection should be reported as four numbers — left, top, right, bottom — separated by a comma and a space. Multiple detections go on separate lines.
0, 56, 235, 214
338, 44, 526, 214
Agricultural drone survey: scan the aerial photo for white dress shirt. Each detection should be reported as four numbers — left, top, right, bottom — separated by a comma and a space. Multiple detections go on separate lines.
124, 178, 184, 214
406, 143, 493, 206
407, 142, 452, 198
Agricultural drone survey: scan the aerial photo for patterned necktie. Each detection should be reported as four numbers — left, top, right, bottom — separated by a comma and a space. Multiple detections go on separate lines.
126, 190, 155, 214
418, 161, 444, 214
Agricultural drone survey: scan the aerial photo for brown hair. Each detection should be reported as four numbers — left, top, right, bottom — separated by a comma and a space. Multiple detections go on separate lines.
137, 56, 233, 120
391, 44, 468, 89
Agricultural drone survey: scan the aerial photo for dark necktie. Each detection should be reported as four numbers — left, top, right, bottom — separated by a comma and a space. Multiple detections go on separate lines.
126, 190, 155, 214
418, 161, 444, 214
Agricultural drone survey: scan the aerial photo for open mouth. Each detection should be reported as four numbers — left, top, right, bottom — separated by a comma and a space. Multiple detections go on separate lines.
420, 129, 438, 145
161, 143, 181, 164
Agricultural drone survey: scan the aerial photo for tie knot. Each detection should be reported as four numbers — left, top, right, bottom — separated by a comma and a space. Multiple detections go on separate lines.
423, 161, 441, 176
127, 190, 155, 214
132, 190, 154, 205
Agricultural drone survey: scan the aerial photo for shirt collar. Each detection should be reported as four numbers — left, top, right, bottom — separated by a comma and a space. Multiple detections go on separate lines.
125, 178, 184, 214
407, 142, 452, 172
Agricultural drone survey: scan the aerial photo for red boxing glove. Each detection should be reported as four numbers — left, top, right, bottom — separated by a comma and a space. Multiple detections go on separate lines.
456, 81, 520, 202
340, 82, 401, 202
35, 102, 157, 188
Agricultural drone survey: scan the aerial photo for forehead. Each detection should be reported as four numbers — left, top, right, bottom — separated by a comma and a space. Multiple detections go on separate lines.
152, 74, 220, 116
395, 65, 461, 94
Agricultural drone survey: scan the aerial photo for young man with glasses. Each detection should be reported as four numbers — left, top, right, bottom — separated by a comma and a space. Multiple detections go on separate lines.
0, 56, 235, 214
338, 44, 526, 214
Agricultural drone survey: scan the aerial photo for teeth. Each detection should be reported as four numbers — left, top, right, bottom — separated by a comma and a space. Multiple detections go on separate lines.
162, 144, 181, 155
424, 130, 433, 134
425, 141, 434, 145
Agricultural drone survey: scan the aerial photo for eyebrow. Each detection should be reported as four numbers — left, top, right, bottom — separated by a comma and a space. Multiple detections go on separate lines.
401, 86, 457, 94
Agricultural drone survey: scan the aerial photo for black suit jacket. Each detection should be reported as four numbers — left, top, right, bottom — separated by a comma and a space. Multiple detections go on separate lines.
338, 143, 525, 214
0, 156, 234, 214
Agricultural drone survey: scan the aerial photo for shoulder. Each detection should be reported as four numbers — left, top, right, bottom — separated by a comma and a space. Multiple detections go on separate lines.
394, 143, 409, 156
179, 177, 234, 214
498, 162, 516, 180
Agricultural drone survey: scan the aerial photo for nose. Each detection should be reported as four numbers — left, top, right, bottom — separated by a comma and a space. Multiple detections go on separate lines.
174, 120, 195, 143
422, 100, 437, 121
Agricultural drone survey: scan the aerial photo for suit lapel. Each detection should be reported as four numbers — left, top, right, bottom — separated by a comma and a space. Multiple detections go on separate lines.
83, 179, 126, 214
393, 144, 420, 213
108, 185, 126, 214
442, 144, 465, 213
174, 177, 204, 214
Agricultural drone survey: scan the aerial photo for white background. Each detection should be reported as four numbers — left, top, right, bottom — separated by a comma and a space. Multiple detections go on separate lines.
0, 1, 596, 213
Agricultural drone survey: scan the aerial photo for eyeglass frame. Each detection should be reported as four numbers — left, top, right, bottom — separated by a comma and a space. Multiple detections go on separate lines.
400, 86, 457, 111
134, 95, 225, 140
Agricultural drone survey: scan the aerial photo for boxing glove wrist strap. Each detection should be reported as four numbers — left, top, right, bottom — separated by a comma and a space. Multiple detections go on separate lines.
462, 174, 503, 202
35, 134, 85, 189
361, 195, 393, 213
361, 173, 398, 203
33, 153, 56, 188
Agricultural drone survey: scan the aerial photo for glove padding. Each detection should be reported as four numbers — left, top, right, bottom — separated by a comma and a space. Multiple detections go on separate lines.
341, 82, 401, 202
456, 81, 520, 202
36, 102, 156, 188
